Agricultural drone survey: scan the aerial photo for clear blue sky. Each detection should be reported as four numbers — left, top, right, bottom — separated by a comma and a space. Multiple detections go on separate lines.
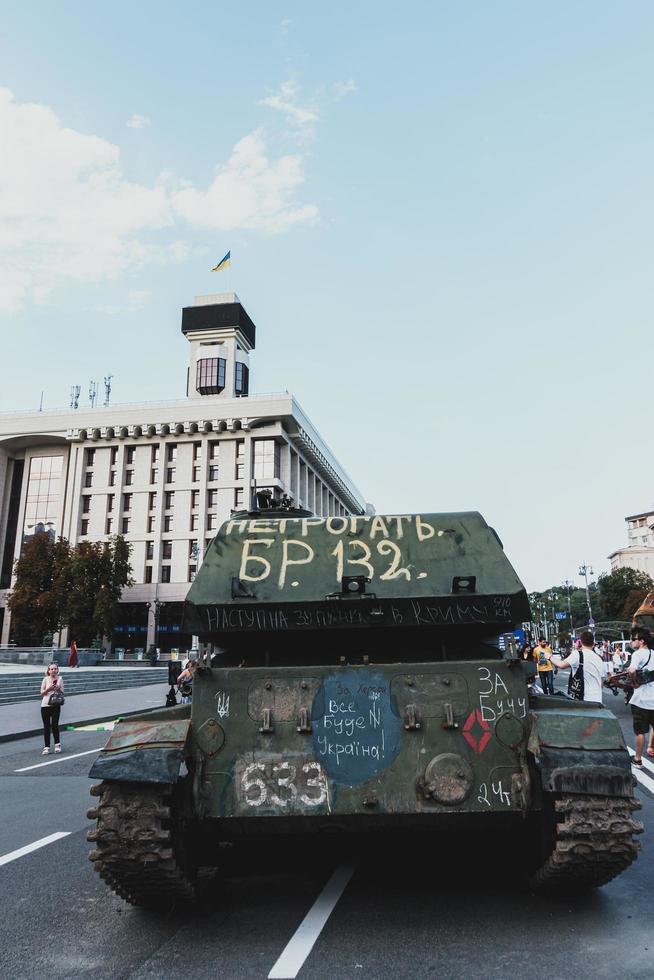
1, 2, 652, 593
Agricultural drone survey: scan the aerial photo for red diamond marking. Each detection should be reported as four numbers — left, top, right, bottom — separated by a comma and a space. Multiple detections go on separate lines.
462, 709, 491, 754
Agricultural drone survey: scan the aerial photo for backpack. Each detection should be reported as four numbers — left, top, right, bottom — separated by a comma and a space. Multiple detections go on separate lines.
568, 650, 585, 700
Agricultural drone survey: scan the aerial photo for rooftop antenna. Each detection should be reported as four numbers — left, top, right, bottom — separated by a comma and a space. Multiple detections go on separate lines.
103, 374, 113, 408
70, 385, 80, 410
89, 381, 98, 408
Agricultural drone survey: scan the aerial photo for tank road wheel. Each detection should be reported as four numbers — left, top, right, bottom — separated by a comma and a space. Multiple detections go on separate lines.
529, 793, 643, 893
87, 781, 199, 909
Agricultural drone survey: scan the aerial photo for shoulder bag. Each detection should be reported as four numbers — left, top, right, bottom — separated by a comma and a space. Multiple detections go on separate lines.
48, 688, 65, 706
568, 650, 585, 700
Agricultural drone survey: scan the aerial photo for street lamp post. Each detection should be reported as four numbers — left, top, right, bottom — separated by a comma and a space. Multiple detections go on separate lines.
147, 599, 162, 661
563, 579, 574, 640
548, 591, 556, 644
578, 563, 594, 628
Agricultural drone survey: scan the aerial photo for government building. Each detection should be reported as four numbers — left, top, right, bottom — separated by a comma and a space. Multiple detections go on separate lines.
0, 293, 367, 655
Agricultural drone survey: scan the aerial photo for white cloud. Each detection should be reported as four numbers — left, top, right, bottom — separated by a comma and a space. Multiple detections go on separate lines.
127, 113, 151, 129
0, 88, 318, 312
260, 79, 319, 129
332, 79, 357, 100
172, 131, 318, 231
95, 288, 152, 315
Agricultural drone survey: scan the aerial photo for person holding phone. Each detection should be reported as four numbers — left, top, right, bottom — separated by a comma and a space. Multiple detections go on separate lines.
40, 663, 65, 755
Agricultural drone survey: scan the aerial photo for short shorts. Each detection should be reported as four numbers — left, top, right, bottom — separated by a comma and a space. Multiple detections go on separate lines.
631, 704, 654, 735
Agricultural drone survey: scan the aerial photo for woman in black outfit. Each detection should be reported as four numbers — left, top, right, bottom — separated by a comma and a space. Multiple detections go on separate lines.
40, 663, 64, 755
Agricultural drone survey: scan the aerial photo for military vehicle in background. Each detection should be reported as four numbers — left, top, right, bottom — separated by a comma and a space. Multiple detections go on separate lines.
88, 509, 642, 907
632, 592, 654, 633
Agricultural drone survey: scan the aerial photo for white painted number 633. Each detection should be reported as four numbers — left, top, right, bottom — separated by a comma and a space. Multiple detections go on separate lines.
241, 761, 328, 808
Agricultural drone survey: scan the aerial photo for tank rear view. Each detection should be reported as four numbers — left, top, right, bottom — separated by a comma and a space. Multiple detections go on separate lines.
88, 511, 642, 906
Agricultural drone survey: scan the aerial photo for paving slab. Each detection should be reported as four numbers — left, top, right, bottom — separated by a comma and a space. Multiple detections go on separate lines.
0, 681, 170, 742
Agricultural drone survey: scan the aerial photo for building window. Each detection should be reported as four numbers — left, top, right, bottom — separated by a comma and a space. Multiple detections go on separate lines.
192, 465, 200, 482
147, 516, 156, 532
188, 565, 197, 582
207, 489, 218, 508
149, 492, 156, 511
161, 565, 171, 583
207, 513, 217, 530
151, 468, 158, 484
151, 446, 159, 463
191, 490, 199, 509
85, 449, 95, 467
196, 357, 226, 395
162, 541, 173, 560
84, 472, 93, 488
253, 440, 280, 481
21, 455, 63, 544
110, 447, 118, 466
234, 488, 244, 509
189, 540, 198, 559
146, 541, 154, 560
190, 514, 199, 531
126, 446, 136, 465
167, 444, 177, 463
209, 441, 220, 461
165, 491, 175, 510
107, 494, 114, 512
122, 517, 131, 534
164, 515, 173, 532
109, 470, 116, 486
82, 496, 91, 514
235, 361, 249, 396
193, 442, 202, 461
166, 467, 176, 483
235, 439, 245, 480
123, 493, 132, 512
144, 565, 153, 584
80, 519, 89, 536
209, 465, 219, 481
125, 469, 134, 486
105, 518, 113, 535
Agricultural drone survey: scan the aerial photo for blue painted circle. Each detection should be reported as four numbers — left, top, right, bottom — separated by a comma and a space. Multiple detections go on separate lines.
311, 669, 401, 786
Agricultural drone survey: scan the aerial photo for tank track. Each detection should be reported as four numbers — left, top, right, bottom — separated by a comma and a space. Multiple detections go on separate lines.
530, 793, 643, 892
87, 781, 198, 908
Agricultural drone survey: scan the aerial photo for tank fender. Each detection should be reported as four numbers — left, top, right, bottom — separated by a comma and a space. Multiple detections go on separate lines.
527, 703, 635, 797
88, 705, 191, 785
538, 748, 635, 797
527, 701, 627, 755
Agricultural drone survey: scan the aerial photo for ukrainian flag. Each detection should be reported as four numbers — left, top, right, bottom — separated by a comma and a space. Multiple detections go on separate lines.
212, 250, 231, 272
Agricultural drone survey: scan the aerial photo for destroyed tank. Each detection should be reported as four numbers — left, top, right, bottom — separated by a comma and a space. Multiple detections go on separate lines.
88, 510, 642, 906
632, 592, 654, 632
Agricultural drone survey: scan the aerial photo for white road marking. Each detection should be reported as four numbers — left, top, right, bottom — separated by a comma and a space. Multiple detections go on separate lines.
0, 832, 71, 867
268, 865, 355, 979
627, 746, 654, 776
14, 747, 101, 772
627, 748, 654, 794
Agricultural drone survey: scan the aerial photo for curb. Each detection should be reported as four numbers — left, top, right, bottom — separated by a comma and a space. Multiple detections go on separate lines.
0, 704, 163, 744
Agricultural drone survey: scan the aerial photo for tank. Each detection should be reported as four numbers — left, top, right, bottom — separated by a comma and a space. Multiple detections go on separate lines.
632, 591, 654, 632
87, 510, 642, 906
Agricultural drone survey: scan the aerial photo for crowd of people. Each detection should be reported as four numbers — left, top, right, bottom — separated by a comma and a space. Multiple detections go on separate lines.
520, 628, 654, 768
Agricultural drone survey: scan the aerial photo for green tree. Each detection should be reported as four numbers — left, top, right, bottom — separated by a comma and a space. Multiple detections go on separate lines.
597, 567, 654, 621
7, 534, 71, 645
528, 582, 605, 637
64, 536, 133, 645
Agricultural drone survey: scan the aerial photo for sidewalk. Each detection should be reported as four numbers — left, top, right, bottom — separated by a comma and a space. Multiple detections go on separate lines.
0, 682, 169, 742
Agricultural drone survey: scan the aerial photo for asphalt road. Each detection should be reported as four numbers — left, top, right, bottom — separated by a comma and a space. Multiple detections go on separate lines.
1, 694, 653, 980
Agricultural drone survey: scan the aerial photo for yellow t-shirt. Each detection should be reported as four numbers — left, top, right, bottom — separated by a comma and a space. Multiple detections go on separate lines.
533, 644, 553, 671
